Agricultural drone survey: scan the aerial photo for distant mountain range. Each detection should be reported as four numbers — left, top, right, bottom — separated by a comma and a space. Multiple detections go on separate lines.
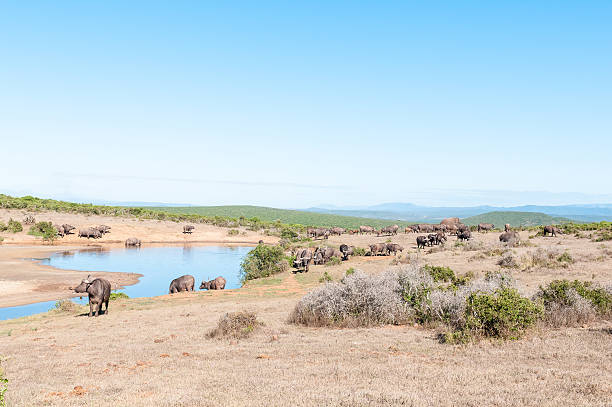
303, 203, 612, 223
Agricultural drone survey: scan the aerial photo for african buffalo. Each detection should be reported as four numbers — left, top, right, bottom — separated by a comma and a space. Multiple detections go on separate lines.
79, 228, 101, 239
62, 224, 75, 234
504, 224, 511, 232
543, 225, 560, 237
416, 236, 429, 249
379, 225, 399, 236
330, 227, 345, 236
369, 243, 388, 256
418, 224, 435, 233
200, 276, 226, 290
169, 275, 195, 294
499, 231, 520, 244
478, 223, 494, 233
457, 230, 472, 241
293, 248, 313, 271
359, 226, 376, 235
386, 243, 404, 255
74, 275, 111, 317
339, 244, 355, 261
183, 225, 195, 234
310, 228, 330, 240
125, 237, 141, 247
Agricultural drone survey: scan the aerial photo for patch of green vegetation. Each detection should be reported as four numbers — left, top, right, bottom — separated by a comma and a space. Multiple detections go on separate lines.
352, 247, 367, 256
110, 292, 129, 300
423, 265, 455, 283
6, 218, 22, 233
536, 280, 611, 315
593, 231, 612, 242
319, 271, 333, 283
0, 222, 6, 232
345, 267, 355, 276
0, 362, 7, 407
227, 229, 239, 236
28, 221, 58, 242
454, 288, 542, 341
240, 245, 287, 282
325, 256, 342, 267
462, 211, 572, 228
556, 251, 574, 264
146, 204, 415, 229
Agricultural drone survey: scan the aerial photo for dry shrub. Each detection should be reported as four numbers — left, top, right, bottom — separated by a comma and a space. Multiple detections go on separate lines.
207, 311, 261, 340
534, 280, 611, 327
421, 272, 516, 329
522, 248, 574, 270
288, 267, 415, 327
540, 291, 596, 327
497, 251, 519, 268
455, 240, 484, 251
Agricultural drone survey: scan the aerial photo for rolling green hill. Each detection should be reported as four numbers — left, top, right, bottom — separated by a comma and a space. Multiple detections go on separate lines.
462, 211, 573, 227
148, 205, 414, 229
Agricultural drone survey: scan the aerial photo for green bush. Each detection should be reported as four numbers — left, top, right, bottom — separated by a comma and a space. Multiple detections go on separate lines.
556, 251, 574, 264
28, 221, 58, 242
461, 288, 542, 340
325, 256, 342, 266
536, 280, 611, 315
280, 228, 298, 239
227, 229, 239, 236
240, 245, 287, 281
345, 267, 355, 276
0, 222, 6, 232
6, 218, 22, 233
110, 292, 129, 300
594, 232, 612, 242
423, 265, 455, 283
319, 271, 333, 283
0, 363, 7, 407
352, 247, 367, 256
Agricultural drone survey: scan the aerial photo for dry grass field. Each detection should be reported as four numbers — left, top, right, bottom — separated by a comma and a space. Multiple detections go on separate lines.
1, 210, 611, 406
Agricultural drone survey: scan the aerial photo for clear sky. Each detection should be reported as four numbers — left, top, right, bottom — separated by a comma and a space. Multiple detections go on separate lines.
1, 1, 611, 207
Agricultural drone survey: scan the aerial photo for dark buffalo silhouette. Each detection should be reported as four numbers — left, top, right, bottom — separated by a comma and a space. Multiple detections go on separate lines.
200, 276, 226, 290
183, 225, 195, 234
416, 236, 429, 249
339, 244, 355, 261
457, 230, 472, 241
293, 248, 313, 271
386, 243, 404, 255
499, 231, 520, 243
79, 228, 101, 239
74, 275, 111, 317
543, 225, 560, 237
369, 243, 388, 256
478, 223, 494, 233
125, 237, 141, 247
169, 275, 195, 294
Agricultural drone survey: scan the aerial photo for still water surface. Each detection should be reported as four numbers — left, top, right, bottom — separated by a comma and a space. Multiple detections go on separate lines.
0, 245, 252, 321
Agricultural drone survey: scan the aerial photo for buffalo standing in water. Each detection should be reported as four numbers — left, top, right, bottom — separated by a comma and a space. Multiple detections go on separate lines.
169, 275, 195, 293
200, 276, 227, 290
74, 275, 111, 317
125, 237, 141, 247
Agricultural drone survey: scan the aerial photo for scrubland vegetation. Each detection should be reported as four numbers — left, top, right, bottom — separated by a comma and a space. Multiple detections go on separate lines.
206, 311, 261, 340
290, 263, 611, 344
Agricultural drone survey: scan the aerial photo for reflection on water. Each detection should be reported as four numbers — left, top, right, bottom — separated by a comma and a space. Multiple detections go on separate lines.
0, 245, 252, 321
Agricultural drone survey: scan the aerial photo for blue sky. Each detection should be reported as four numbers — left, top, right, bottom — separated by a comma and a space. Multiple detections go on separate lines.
1, 1, 610, 207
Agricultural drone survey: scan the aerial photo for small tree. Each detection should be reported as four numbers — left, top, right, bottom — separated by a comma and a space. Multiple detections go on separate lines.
240, 245, 287, 281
